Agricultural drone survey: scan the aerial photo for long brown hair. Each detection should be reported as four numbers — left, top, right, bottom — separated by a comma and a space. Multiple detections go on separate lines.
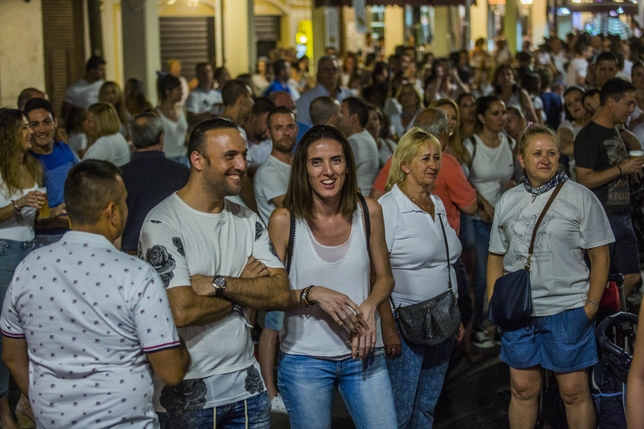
283, 125, 358, 220
0, 108, 42, 197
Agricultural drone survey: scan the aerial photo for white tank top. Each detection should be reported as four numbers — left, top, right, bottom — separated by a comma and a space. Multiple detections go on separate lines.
280, 204, 383, 358
157, 108, 189, 158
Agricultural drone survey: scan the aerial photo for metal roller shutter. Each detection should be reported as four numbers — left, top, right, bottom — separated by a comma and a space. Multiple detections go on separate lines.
160, 17, 215, 80
41, 0, 85, 117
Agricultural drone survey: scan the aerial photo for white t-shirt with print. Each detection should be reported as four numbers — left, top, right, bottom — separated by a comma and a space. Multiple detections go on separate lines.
566, 58, 588, 87
489, 181, 615, 316
139, 194, 284, 409
0, 231, 180, 428
254, 155, 290, 225
185, 87, 223, 116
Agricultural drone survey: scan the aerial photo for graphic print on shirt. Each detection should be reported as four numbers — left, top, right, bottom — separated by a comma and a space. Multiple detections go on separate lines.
144, 245, 176, 287
603, 135, 630, 208
244, 366, 265, 394
159, 379, 208, 411
509, 212, 555, 266
172, 237, 185, 257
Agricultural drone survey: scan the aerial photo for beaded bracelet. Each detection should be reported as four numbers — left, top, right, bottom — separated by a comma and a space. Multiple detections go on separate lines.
10, 200, 21, 213
300, 285, 315, 308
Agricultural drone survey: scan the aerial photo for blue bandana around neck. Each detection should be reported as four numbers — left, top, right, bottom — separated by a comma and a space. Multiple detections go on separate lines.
522, 170, 569, 198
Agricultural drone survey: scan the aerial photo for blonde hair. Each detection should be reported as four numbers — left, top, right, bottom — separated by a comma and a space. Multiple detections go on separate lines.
88, 102, 122, 138
429, 98, 464, 159
385, 127, 441, 192
99, 81, 128, 129
395, 83, 424, 109
0, 109, 42, 196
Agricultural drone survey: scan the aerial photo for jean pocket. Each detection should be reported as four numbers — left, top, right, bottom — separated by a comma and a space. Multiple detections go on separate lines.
560, 307, 592, 345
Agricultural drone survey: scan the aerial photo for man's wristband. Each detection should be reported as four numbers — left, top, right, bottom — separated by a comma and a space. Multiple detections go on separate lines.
616, 164, 623, 177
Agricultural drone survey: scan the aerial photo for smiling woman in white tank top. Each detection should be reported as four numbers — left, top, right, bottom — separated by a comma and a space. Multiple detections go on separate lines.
268, 125, 397, 429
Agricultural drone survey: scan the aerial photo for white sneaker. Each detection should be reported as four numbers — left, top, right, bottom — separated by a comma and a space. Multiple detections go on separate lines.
471, 330, 495, 349
270, 393, 288, 414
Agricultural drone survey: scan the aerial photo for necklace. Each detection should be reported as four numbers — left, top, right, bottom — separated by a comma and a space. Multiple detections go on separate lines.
400, 185, 435, 217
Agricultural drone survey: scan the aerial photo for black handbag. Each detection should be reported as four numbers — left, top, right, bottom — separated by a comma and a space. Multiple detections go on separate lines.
488, 182, 565, 331
393, 213, 461, 347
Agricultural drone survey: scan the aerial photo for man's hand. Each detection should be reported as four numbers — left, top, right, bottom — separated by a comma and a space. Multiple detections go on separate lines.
240, 256, 269, 279
619, 156, 644, 175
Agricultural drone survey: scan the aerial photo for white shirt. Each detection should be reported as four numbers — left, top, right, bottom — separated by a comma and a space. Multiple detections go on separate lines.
295, 84, 353, 126
247, 139, 273, 169
139, 194, 284, 409
185, 87, 223, 116
157, 108, 189, 159
0, 231, 180, 428
348, 129, 380, 196
254, 155, 290, 225
64, 79, 104, 109
389, 112, 418, 140
67, 132, 87, 156
567, 57, 588, 87
84, 133, 131, 167
489, 181, 615, 316
629, 105, 644, 151
379, 185, 461, 307
0, 175, 38, 242
464, 134, 516, 219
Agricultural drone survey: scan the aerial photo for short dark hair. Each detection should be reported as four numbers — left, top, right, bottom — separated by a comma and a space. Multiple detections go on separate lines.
273, 59, 288, 77
310, 96, 338, 126
573, 39, 589, 55
86, 55, 106, 72
600, 77, 636, 105
342, 97, 369, 128
64, 160, 122, 226
157, 73, 181, 102
252, 97, 276, 116
221, 79, 249, 107
129, 113, 164, 149
17, 88, 45, 111
582, 88, 600, 104
187, 117, 239, 162
268, 106, 295, 128
23, 97, 55, 119
195, 62, 211, 73
596, 51, 618, 67
214, 67, 229, 81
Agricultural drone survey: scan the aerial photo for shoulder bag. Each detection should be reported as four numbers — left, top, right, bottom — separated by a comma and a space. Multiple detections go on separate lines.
488, 182, 565, 331
393, 212, 461, 347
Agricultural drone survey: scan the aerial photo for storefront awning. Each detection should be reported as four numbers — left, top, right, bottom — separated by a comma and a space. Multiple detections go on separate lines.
561, 0, 638, 14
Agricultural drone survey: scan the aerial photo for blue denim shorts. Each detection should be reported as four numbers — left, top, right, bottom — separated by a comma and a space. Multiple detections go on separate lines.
263, 311, 284, 331
500, 306, 598, 373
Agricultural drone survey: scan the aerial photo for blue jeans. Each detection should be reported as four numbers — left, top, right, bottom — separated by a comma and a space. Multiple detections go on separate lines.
157, 391, 270, 429
386, 333, 454, 429
0, 238, 35, 397
472, 219, 492, 330
278, 349, 397, 429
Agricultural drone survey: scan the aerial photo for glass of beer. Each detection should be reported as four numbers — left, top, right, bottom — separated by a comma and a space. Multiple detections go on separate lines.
38, 187, 50, 218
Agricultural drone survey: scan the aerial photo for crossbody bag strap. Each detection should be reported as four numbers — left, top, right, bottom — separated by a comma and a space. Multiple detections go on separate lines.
357, 193, 371, 251
526, 182, 565, 269
286, 210, 296, 275
437, 212, 453, 291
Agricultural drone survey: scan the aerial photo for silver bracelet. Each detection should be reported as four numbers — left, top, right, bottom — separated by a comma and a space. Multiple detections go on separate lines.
586, 299, 599, 311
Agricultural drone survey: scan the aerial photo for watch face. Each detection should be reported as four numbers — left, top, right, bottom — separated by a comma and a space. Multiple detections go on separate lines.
214, 276, 226, 288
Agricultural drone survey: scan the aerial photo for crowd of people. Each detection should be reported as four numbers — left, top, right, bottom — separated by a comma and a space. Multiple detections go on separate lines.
3, 28, 644, 429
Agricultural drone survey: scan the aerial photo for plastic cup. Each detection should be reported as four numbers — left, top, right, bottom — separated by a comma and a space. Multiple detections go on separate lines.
629, 150, 644, 158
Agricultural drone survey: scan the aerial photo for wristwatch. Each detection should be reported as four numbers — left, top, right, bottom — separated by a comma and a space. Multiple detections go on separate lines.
211, 275, 227, 297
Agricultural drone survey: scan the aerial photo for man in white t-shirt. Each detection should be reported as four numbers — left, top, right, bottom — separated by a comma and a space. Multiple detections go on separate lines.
186, 63, 224, 127
253, 107, 297, 413
339, 97, 379, 196
1, 159, 190, 428
61, 56, 106, 118
139, 118, 290, 429
244, 97, 275, 170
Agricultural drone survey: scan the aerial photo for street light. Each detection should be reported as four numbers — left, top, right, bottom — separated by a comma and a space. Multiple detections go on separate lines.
520, 0, 533, 4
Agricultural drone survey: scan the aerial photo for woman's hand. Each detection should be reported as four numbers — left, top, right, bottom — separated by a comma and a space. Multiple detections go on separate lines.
308, 286, 366, 333
381, 317, 402, 358
50, 203, 67, 219
17, 191, 47, 210
349, 300, 378, 360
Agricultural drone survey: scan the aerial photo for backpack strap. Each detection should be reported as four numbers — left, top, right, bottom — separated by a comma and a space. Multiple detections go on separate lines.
358, 193, 371, 251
